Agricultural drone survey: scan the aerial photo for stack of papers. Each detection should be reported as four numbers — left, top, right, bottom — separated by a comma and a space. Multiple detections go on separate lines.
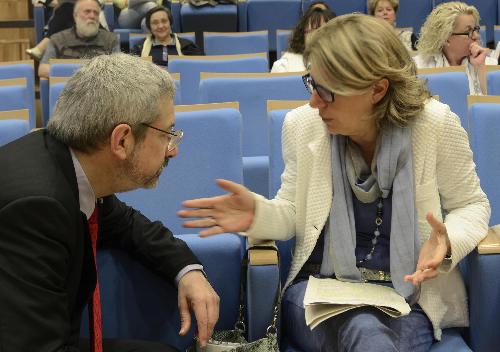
304, 276, 411, 329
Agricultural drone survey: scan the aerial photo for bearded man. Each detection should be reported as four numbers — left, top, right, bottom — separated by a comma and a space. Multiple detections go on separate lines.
0, 53, 219, 352
38, 0, 120, 78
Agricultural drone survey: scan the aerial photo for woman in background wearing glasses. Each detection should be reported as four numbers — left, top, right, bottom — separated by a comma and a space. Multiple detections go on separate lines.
179, 13, 490, 351
414, 1, 496, 95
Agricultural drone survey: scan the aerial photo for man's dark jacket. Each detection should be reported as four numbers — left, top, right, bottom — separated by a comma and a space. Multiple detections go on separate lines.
0, 130, 199, 351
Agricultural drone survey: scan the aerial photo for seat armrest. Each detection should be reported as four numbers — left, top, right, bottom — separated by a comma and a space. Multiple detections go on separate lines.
464, 226, 500, 352
247, 240, 280, 341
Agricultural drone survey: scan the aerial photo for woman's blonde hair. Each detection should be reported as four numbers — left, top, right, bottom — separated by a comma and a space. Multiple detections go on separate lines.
417, 1, 480, 56
367, 0, 399, 16
303, 13, 428, 128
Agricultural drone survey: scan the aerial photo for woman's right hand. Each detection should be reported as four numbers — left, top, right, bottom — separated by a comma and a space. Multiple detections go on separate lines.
178, 179, 256, 237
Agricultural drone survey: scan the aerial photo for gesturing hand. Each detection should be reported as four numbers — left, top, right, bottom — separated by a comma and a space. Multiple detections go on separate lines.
404, 212, 451, 285
178, 179, 256, 237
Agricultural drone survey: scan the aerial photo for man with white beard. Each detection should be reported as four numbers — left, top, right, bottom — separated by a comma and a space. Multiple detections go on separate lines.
38, 0, 120, 78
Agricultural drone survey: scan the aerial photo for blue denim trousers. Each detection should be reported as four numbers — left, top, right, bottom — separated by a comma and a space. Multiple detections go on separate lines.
282, 280, 434, 352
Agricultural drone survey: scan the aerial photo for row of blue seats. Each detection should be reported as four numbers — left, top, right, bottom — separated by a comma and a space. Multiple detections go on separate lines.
3, 60, 500, 200
33, 0, 500, 52
1, 102, 500, 351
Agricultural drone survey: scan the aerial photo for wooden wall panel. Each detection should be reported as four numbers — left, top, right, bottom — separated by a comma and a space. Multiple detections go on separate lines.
0, 0, 29, 20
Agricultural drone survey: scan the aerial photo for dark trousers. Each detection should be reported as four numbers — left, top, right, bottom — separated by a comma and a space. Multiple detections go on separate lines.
79, 338, 179, 352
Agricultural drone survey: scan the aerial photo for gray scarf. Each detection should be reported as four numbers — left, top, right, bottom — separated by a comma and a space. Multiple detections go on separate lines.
320, 124, 419, 300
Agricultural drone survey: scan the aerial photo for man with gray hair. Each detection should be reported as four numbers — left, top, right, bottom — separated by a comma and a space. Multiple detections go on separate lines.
0, 53, 219, 352
38, 0, 120, 78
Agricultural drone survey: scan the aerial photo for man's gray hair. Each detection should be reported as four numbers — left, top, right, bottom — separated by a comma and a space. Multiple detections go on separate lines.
47, 53, 176, 152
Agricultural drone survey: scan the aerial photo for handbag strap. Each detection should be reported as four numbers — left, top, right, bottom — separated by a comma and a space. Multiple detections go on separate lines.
236, 245, 281, 336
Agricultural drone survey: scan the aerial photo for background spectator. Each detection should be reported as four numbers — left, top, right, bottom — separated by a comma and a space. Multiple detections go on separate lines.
415, 1, 496, 95
131, 6, 202, 67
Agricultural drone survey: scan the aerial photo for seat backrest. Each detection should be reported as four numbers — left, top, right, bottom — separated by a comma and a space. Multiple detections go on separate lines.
117, 103, 243, 236
276, 29, 292, 59
0, 109, 30, 147
418, 67, 469, 130
468, 95, 500, 225
203, 31, 269, 56
301, 0, 366, 14
0, 78, 32, 128
246, 0, 302, 51
49, 59, 86, 77
199, 72, 309, 157
114, 28, 144, 47
396, 0, 432, 35
48, 78, 69, 118
0, 61, 36, 129
487, 68, 500, 95
267, 100, 308, 198
168, 53, 269, 104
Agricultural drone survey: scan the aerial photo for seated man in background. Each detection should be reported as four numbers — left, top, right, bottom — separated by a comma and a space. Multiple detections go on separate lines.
0, 53, 219, 351
38, 0, 120, 78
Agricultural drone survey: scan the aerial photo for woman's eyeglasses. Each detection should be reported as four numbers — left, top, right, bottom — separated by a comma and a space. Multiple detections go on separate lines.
302, 73, 335, 103
451, 25, 480, 39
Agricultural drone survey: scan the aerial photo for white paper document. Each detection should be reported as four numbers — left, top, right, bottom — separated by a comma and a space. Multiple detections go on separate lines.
303, 276, 411, 330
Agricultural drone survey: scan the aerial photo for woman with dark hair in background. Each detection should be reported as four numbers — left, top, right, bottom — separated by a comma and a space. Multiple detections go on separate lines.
271, 6, 335, 73
131, 6, 203, 67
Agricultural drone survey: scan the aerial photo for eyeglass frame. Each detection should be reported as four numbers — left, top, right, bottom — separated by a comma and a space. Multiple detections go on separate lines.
302, 73, 335, 103
141, 123, 183, 151
450, 25, 481, 39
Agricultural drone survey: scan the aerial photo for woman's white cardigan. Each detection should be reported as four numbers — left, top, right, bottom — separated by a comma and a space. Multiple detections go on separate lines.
244, 100, 490, 339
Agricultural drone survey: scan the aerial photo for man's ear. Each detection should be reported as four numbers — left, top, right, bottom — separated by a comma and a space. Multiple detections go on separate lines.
109, 124, 134, 160
372, 78, 389, 104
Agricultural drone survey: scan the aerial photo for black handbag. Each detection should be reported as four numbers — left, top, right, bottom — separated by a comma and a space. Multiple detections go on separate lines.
187, 246, 280, 352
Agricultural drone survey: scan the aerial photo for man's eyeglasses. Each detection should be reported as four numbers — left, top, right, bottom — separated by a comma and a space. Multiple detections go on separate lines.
451, 25, 480, 39
302, 73, 335, 103
141, 123, 183, 151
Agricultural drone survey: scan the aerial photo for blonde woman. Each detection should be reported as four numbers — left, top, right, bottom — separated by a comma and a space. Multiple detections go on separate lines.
415, 1, 496, 95
179, 13, 490, 351
368, 0, 417, 52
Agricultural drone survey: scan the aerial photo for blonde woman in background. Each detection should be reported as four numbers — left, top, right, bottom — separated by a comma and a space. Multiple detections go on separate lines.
179, 14, 490, 352
414, 1, 496, 95
368, 0, 417, 52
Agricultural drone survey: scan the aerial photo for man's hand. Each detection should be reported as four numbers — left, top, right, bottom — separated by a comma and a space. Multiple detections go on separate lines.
178, 270, 220, 347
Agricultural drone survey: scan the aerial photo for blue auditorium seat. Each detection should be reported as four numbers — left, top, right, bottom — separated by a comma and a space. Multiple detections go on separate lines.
301, 0, 366, 15
486, 69, 500, 95
468, 98, 500, 225
203, 31, 269, 56
180, 3, 238, 38
0, 78, 34, 129
417, 67, 469, 130
494, 25, 500, 47
276, 30, 292, 59
245, 0, 302, 51
396, 0, 433, 36
117, 103, 243, 236
0, 61, 36, 129
199, 73, 309, 197
0, 109, 30, 147
168, 53, 269, 104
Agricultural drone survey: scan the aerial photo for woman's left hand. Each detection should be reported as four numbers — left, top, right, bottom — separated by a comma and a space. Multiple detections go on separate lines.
469, 42, 488, 67
404, 212, 451, 285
